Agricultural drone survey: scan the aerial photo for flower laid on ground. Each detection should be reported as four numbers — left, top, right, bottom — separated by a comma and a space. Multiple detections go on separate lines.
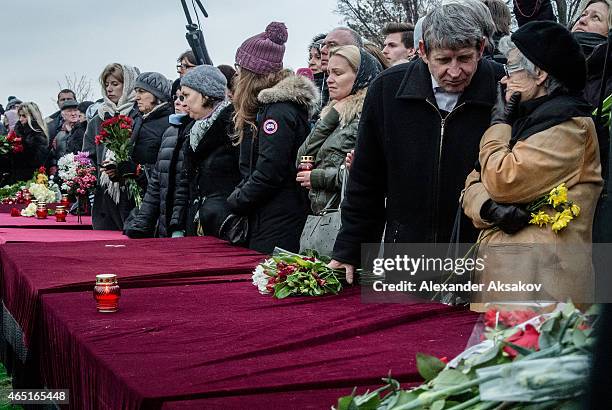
483, 307, 539, 329
527, 183, 581, 234
252, 249, 342, 298
336, 303, 599, 410
95, 115, 141, 207
20, 203, 36, 217
57, 151, 97, 197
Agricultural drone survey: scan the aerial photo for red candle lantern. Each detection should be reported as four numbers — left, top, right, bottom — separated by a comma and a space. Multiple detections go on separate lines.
55, 205, 67, 222
298, 155, 314, 172
36, 202, 48, 219
60, 194, 71, 208
10, 207, 20, 217
94, 274, 121, 313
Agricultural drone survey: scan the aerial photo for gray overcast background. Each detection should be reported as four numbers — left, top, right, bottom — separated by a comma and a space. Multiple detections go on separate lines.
1, 0, 341, 116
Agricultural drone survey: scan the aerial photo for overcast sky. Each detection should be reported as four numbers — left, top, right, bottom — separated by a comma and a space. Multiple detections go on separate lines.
1, 0, 342, 116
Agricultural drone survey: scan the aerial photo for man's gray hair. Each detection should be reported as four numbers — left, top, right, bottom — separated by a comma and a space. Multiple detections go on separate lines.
498, 35, 568, 95
332, 26, 364, 47
422, 2, 485, 53
443, 0, 496, 51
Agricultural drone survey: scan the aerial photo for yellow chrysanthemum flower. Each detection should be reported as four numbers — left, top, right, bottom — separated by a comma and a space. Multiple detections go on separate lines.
551, 209, 574, 233
529, 211, 552, 227
36, 174, 48, 185
570, 203, 581, 217
548, 183, 568, 208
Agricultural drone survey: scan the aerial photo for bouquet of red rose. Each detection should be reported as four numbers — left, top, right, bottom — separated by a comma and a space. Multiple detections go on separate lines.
94, 115, 141, 207
0, 130, 24, 154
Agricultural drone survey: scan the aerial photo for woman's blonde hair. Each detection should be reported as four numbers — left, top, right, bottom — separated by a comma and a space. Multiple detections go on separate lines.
574, 0, 612, 29
232, 68, 290, 144
99, 63, 124, 87
17, 102, 49, 140
329, 45, 361, 73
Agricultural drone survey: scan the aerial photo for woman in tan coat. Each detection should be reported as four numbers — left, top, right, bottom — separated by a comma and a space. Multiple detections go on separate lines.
462, 22, 603, 306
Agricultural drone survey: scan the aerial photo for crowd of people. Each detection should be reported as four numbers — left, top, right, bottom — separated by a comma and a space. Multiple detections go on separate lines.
1, 0, 611, 303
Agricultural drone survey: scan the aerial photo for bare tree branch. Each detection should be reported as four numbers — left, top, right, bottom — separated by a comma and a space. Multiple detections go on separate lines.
57, 73, 93, 103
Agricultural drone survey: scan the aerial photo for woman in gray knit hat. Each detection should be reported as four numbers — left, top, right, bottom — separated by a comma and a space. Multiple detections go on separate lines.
116, 72, 173, 192
175, 65, 242, 238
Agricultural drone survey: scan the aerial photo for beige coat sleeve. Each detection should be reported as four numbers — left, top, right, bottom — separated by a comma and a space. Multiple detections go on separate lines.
479, 121, 589, 204
461, 169, 493, 229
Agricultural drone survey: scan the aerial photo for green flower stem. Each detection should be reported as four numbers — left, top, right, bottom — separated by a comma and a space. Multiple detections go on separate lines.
445, 395, 484, 410
432, 228, 497, 301
393, 376, 495, 410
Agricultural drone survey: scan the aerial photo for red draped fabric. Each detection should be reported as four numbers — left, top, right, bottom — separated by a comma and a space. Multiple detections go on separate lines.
38, 283, 477, 410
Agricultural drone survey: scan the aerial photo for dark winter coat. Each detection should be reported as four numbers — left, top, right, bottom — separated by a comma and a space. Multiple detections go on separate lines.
11, 121, 50, 183
45, 110, 63, 142
183, 104, 241, 237
54, 121, 86, 161
118, 103, 174, 191
124, 115, 191, 238
584, 40, 612, 109
332, 58, 498, 266
82, 107, 140, 231
513, 0, 555, 27
227, 74, 319, 254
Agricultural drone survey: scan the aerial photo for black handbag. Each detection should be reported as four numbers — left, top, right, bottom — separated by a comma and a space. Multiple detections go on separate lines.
218, 213, 249, 245
218, 127, 257, 245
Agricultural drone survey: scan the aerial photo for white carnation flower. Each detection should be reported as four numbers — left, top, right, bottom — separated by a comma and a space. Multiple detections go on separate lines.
252, 264, 271, 294
20, 203, 37, 217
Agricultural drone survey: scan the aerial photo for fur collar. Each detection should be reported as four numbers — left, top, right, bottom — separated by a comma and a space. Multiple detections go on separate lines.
258, 73, 320, 117
320, 88, 367, 127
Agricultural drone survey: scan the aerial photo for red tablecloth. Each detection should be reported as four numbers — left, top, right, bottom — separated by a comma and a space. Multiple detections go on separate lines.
0, 213, 92, 228
38, 283, 477, 410
0, 236, 265, 349
0, 228, 126, 244
0, 204, 27, 213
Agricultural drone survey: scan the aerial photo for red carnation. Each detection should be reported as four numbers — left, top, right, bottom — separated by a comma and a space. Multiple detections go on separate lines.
38, 166, 46, 174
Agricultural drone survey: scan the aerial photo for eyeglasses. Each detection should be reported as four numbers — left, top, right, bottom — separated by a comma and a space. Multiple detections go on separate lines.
176, 63, 196, 71
503, 63, 525, 78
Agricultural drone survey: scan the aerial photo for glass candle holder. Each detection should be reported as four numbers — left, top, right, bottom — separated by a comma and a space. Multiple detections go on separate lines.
55, 205, 67, 222
94, 274, 121, 313
60, 194, 71, 208
10, 207, 20, 217
36, 202, 47, 219
298, 155, 314, 172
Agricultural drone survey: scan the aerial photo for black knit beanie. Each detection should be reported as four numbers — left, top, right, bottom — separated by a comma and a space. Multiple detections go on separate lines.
511, 21, 587, 92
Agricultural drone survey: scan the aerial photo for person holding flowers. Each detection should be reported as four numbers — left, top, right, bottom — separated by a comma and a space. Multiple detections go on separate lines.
11, 102, 50, 183
462, 21, 603, 305
82, 63, 140, 230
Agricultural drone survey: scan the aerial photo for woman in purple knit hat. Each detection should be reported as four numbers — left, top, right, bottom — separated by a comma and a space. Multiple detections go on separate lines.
227, 22, 320, 254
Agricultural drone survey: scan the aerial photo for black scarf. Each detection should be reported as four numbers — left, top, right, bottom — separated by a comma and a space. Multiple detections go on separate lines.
350, 49, 382, 95
573, 31, 607, 57
509, 92, 593, 148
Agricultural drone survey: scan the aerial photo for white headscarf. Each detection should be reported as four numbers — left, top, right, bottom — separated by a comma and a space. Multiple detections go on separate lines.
98, 64, 139, 203
97, 64, 139, 120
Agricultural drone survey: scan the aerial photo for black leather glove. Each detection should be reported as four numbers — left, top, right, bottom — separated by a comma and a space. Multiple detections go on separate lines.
117, 160, 138, 178
480, 199, 530, 234
490, 84, 521, 126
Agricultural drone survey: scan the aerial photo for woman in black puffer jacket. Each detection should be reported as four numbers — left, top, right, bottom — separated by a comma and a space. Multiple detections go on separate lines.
124, 89, 193, 238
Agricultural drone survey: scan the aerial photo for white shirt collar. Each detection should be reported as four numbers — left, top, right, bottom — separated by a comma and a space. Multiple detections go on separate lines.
430, 75, 461, 113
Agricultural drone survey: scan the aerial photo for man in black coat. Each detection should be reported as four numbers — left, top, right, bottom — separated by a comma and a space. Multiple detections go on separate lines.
330, 3, 500, 282
45, 89, 76, 142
